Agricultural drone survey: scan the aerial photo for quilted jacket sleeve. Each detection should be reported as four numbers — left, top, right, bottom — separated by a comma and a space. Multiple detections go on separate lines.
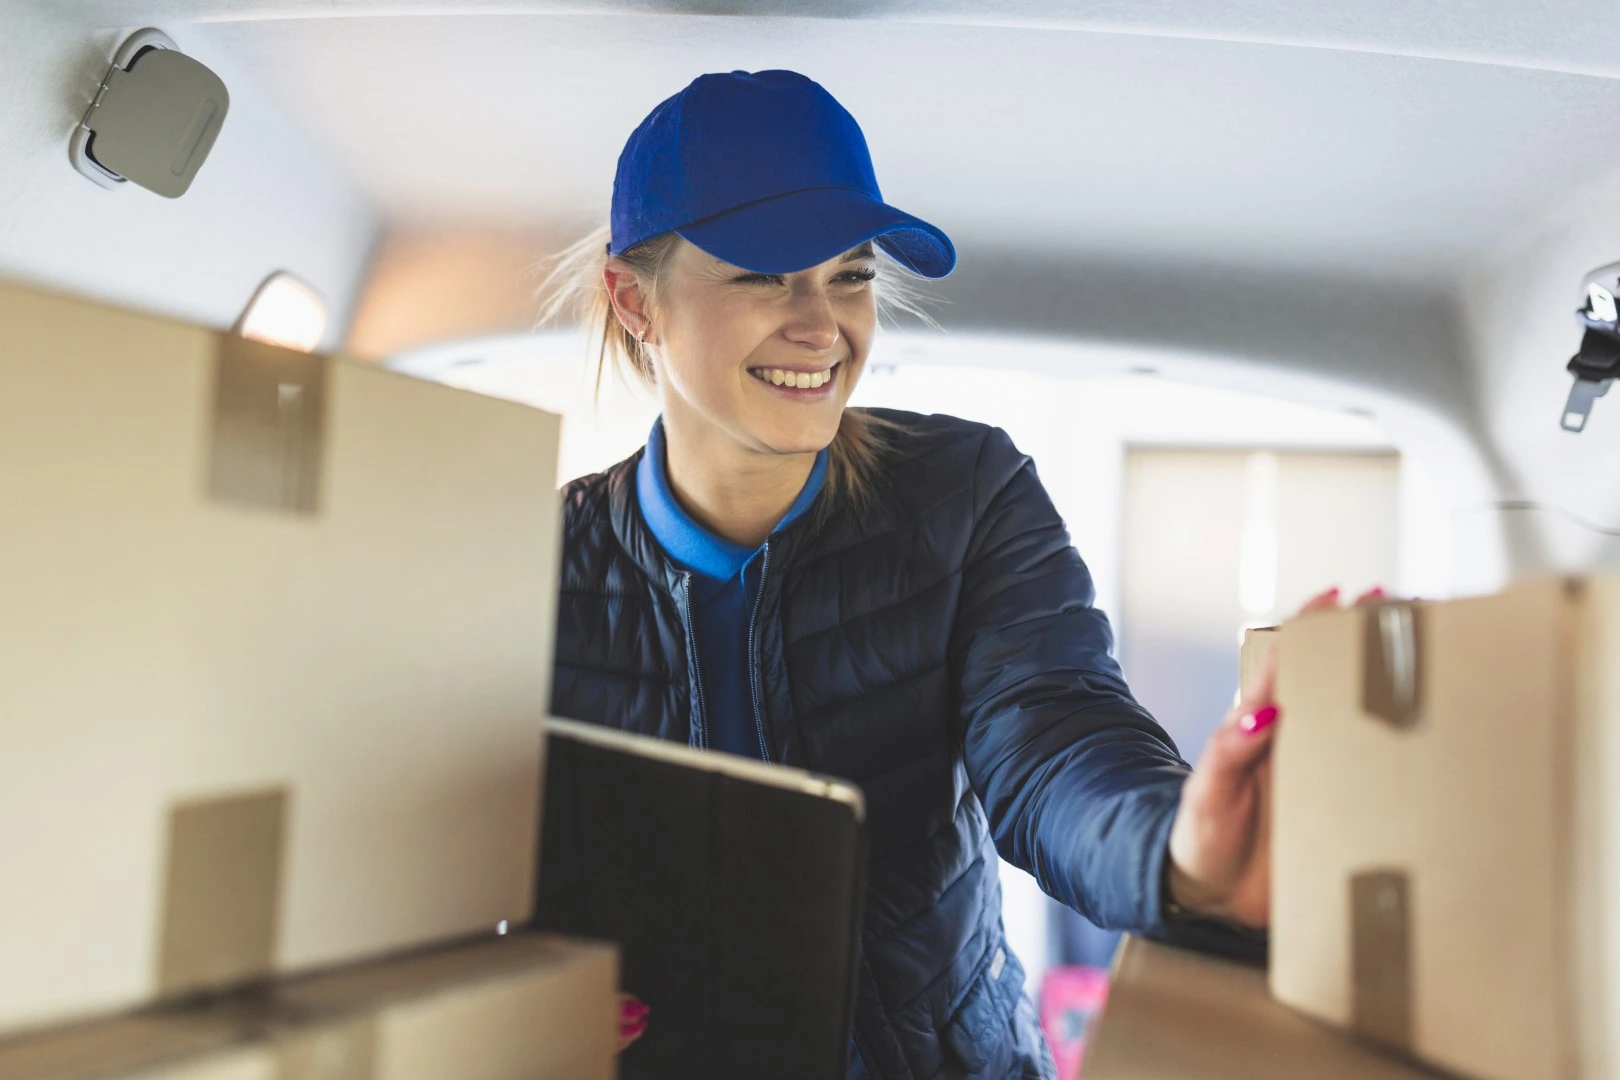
949, 426, 1253, 951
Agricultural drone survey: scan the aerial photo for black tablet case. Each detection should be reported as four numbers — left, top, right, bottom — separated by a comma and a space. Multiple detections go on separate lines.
530, 725, 868, 1079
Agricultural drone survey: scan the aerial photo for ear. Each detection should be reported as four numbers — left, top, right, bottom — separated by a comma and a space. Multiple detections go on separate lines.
603, 258, 653, 343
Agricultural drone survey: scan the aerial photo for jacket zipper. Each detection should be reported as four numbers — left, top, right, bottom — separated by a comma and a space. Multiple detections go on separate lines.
680, 571, 710, 750
716, 550, 877, 1073
745, 541, 773, 762
852, 1032, 870, 1076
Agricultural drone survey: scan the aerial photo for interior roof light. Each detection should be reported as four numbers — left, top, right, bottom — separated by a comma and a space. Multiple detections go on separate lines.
237, 272, 328, 353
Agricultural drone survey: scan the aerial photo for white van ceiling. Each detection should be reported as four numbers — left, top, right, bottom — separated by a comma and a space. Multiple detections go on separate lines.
8, 1, 1619, 573
147, 1, 1620, 285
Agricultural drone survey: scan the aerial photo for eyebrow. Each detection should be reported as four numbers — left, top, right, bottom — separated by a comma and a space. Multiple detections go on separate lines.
840, 244, 876, 263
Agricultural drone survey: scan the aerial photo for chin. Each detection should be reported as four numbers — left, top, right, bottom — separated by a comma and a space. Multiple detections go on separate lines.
752, 409, 844, 456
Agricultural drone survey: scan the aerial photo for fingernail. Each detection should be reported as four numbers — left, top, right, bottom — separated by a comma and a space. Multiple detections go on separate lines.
625, 1004, 649, 1019
621, 1020, 647, 1038
1240, 705, 1279, 736
1368, 586, 1386, 598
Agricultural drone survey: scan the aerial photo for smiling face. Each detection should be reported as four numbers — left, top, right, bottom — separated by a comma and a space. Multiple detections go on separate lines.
643, 237, 878, 459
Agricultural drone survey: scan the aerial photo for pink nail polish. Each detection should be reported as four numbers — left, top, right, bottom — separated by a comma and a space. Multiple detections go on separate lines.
1240, 705, 1279, 735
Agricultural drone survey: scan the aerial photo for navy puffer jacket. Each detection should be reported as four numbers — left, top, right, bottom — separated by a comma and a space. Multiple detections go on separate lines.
551, 409, 1197, 1079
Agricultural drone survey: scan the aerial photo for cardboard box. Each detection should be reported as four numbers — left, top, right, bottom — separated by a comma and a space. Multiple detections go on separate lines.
0, 933, 618, 1080
1081, 936, 1434, 1079
0, 282, 564, 1033
1240, 626, 1279, 699
1271, 578, 1620, 1080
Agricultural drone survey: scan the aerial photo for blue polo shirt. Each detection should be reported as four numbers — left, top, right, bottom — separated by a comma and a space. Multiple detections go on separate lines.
636, 419, 828, 758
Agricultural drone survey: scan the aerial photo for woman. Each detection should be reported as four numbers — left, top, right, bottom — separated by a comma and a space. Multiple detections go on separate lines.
543, 69, 1321, 1078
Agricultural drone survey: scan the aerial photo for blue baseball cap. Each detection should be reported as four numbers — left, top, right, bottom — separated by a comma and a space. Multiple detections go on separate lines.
608, 70, 956, 278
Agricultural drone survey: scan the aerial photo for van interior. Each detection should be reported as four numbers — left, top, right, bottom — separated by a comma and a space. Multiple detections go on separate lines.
5, 3, 1619, 1078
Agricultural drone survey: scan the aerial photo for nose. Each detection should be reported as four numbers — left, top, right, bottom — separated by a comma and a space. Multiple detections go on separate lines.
781, 287, 840, 353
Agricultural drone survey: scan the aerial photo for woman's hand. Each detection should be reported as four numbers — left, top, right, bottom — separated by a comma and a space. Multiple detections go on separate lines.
1164, 585, 1381, 927
617, 994, 649, 1052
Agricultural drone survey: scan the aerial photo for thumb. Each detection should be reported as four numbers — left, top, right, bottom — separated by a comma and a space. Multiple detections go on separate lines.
1198, 701, 1278, 789
1194, 646, 1279, 793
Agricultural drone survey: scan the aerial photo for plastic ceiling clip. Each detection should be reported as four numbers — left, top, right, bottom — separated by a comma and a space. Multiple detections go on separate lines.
69, 28, 229, 198
70, 29, 178, 190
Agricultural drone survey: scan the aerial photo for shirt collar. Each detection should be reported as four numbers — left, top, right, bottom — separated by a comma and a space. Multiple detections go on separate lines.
635, 416, 829, 581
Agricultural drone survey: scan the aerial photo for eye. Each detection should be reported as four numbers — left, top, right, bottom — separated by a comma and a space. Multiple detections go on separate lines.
731, 271, 785, 285
835, 268, 877, 285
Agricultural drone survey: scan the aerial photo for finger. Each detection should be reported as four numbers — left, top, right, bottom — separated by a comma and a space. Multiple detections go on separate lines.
1353, 585, 1387, 606
1222, 703, 1280, 767
1224, 756, 1274, 927
1185, 725, 1272, 859
1239, 642, 1278, 717
1208, 644, 1279, 781
1191, 698, 1279, 807
1296, 586, 1341, 616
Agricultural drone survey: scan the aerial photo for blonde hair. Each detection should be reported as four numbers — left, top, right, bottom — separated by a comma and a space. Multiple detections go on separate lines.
532, 225, 939, 517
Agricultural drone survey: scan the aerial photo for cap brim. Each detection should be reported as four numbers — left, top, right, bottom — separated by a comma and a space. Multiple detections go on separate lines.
676, 187, 956, 278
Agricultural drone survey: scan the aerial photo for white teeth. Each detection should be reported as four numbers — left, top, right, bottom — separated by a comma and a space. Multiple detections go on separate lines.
751, 363, 837, 389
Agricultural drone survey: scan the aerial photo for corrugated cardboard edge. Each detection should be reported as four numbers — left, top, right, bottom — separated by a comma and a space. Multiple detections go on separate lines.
157, 789, 288, 996
1240, 626, 1279, 700
1566, 575, 1616, 1079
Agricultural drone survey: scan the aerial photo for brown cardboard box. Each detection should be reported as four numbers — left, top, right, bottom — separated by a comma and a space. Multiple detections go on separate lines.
1271, 577, 1620, 1080
0, 934, 618, 1080
1081, 936, 1436, 1079
1240, 626, 1279, 699
0, 282, 564, 1033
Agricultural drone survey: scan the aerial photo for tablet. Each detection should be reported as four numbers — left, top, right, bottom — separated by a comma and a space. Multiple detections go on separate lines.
530, 718, 868, 1080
